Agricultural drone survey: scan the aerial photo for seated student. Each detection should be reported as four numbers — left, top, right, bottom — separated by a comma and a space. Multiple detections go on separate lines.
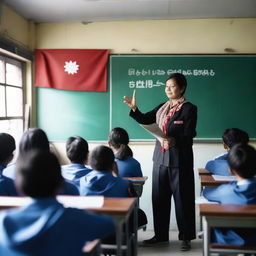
205, 128, 249, 176
62, 136, 92, 189
80, 145, 131, 197
80, 145, 147, 229
203, 144, 256, 246
0, 133, 18, 196
108, 127, 142, 178
3, 128, 79, 195
0, 150, 115, 256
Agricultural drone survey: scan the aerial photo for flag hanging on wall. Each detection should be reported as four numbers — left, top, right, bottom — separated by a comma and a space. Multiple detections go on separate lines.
34, 49, 109, 91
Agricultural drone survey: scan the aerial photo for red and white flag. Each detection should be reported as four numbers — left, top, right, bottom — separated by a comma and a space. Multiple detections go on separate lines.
34, 49, 109, 91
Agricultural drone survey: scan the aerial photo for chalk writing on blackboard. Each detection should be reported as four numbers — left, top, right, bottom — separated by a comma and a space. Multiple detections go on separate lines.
128, 69, 216, 77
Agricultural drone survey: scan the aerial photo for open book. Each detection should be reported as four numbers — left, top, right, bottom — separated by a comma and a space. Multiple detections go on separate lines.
139, 123, 165, 143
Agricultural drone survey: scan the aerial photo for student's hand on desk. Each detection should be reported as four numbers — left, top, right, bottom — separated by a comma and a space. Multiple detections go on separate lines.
123, 89, 137, 111
162, 137, 176, 150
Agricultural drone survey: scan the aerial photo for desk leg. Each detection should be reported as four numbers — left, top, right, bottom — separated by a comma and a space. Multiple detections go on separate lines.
131, 199, 138, 256
116, 221, 123, 256
202, 216, 210, 256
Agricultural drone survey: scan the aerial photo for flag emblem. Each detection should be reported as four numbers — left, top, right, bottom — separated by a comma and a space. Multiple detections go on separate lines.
64, 60, 79, 75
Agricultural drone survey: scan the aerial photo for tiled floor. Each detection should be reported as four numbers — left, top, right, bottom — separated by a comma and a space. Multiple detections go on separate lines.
137, 230, 203, 256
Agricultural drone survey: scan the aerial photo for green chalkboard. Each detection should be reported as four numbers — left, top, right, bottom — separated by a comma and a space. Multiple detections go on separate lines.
110, 55, 256, 140
36, 55, 256, 141
37, 88, 109, 141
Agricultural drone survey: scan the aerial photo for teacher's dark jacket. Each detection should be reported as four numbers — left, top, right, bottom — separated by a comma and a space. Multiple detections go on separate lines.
130, 101, 197, 240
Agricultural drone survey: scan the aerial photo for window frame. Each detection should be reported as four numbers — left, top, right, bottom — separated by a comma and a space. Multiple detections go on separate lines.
0, 54, 25, 131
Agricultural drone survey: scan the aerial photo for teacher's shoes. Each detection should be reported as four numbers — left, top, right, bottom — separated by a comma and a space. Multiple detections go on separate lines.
180, 240, 191, 251
142, 236, 169, 246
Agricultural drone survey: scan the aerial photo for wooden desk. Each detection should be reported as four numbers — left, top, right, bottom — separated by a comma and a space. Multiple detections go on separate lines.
198, 168, 211, 176
0, 196, 137, 256
200, 175, 230, 187
200, 204, 256, 256
124, 176, 148, 197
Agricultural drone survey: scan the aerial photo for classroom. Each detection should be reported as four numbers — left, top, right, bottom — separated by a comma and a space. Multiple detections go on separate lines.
0, 0, 256, 255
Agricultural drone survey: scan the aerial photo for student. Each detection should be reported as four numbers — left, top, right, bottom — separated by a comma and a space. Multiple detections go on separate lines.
203, 144, 256, 246
3, 128, 79, 195
80, 145, 131, 197
108, 127, 143, 178
62, 136, 92, 188
80, 145, 147, 231
205, 128, 249, 176
0, 150, 115, 256
0, 133, 18, 196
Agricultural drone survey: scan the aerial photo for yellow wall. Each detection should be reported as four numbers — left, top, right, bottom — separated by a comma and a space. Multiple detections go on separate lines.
0, 5, 36, 50
36, 19, 256, 53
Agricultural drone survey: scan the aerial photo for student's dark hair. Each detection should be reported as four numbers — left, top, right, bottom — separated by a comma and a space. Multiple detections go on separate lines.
15, 150, 64, 198
108, 127, 133, 160
19, 128, 50, 155
222, 128, 249, 148
89, 145, 114, 172
0, 133, 16, 163
66, 136, 89, 163
227, 144, 256, 179
166, 73, 187, 96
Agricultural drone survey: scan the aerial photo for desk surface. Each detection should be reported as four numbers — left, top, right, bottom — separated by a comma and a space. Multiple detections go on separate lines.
124, 176, 148, 182
200, 204, 256, 217
200, 175, 230, 187
198, 168, 211, 176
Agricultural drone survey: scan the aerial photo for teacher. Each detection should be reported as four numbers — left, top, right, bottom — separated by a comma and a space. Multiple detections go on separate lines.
123, 73, 197, 251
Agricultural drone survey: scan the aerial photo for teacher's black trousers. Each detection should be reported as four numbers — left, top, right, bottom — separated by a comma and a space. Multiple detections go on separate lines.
152, 163, 196, 241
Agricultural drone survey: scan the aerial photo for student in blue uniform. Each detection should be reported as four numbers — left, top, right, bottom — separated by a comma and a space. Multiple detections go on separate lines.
0, 133, 18, 196
80, 145, 131, 197
0, 150, 115, 256
205, 128, 249, 176
3, 128, 79, 195
108, 127, 143, 178
62, 136, 92, 189
203, 144, 256, 246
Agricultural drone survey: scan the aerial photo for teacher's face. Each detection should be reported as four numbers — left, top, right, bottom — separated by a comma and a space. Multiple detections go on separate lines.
165, 78, 184, 100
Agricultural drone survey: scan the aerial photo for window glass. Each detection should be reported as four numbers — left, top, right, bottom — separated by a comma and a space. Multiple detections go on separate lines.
6, 87, 23, 116
6, 58, 22, 87
0, 85, 5, 117
0, 57, 5, 83
0, 119, 23, 142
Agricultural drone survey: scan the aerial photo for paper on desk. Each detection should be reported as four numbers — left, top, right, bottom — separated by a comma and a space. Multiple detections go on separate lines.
139, 123, 165, 143
0, 196, 32, 207
212, 175, 236, 181
57, 196, 104, 209
195, 196, 219, 204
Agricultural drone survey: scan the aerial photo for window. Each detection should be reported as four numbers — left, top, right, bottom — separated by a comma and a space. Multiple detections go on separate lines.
0, 55, 24, 141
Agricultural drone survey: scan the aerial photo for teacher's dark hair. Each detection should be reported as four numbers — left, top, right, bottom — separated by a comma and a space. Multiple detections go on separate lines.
166, 73, 187, 96
108, 127, 133, 160
227, 144, 256, 179
89, 145, 115, 172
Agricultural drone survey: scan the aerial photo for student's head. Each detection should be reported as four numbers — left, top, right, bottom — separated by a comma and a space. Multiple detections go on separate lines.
15, 150, 64, 198
19, 128, 49, 155
222, 128, 249, 149
108, 127, 133, 160
66, 136, 89, 164
165, 73, 187, 99
0, 133, 16, 165
227, 144, 256, 179
89, 145, 115, 172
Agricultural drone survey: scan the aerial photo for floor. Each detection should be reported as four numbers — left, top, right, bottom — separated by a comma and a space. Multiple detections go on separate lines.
137, 230, 203, 256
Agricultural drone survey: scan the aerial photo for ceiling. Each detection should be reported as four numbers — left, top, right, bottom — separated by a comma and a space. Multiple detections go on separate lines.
4, 0, 256, 23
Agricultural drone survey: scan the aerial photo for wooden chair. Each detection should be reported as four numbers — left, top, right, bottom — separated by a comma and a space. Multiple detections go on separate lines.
200, 204, 256, 256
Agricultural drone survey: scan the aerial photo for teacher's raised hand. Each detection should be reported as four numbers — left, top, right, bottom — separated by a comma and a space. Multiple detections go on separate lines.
123, 89, 137, 111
